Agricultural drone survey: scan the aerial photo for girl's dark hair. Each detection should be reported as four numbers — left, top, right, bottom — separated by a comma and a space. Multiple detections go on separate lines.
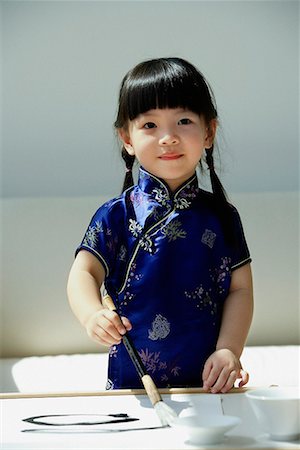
115, 57, 234, 243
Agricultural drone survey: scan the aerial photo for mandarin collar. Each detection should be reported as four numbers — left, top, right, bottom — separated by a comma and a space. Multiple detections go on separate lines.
137, 167, 199, 209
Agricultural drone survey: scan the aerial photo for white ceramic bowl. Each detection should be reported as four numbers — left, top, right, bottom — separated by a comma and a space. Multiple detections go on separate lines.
171, 414, 241, 445
246, 387, 300, 441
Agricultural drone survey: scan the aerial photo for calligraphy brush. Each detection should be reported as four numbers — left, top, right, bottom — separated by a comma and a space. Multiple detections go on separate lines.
103, 294, 178, 427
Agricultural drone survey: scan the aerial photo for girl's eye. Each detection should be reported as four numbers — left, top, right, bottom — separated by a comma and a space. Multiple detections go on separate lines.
178, 118, 192, 125
143, 122, 156, 129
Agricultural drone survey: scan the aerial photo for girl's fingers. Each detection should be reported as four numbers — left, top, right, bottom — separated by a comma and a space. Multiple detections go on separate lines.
238, 369, 249, 387
121, 316, 133, 331
202, 361, 212, 387
89, 324, 121, 346
202, 351, 248, 393
103, 311, 133, 334
99, 314, 124, 341
102, 310, 127, 335
207, 369, 248, 394
202, 366, 220, 391
92, 333, 115, 347
95, 312, 133, 346
87, 312, 123, 345
209, 367, 235, 393
88, 329, 115, 347
86, 309, 133, 347
220, 370, 237, 393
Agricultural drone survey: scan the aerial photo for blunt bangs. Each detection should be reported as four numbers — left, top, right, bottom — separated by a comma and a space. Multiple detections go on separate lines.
115, 58, 217, 128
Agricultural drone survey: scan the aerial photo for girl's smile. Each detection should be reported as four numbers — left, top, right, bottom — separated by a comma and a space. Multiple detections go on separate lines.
119, 108, 216, 191
159, 153, 183, 160
159, 153, 182, 161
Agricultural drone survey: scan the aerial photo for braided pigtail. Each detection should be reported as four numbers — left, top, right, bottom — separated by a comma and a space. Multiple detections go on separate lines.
121, 148, 135, 193
205, 146, 228, 205
206, 146, 235, 246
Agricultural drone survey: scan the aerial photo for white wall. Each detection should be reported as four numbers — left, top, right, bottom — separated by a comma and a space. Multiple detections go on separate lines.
2, 0, 299, 198
232, 191, 299, 346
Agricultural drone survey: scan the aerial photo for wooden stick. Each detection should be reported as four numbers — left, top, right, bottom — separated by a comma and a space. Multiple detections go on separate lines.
1, 387, 253, 400
103, 294, 165, 407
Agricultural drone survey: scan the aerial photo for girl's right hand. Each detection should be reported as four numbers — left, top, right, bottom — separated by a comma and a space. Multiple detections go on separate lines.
85, 309, 132, 347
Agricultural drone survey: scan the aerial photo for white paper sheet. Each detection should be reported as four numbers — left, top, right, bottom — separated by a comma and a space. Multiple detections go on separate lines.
2, 393, 222, 449
2, 392, 300, 449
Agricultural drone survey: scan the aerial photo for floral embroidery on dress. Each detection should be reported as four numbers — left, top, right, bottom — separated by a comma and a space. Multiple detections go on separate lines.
119, 263, 143, 311
148, 314, 171, 340
138, 348, 181, 383
210, 257, 231, 295
128, 219, 155, 253
139, 235, 154, 253
210, 257, 231, 283
219, 257, 231, 281
129, 219, 142, 237
130, 190, 146, 208
138, 349, 161, 374
109, 345, 118, 358
83, 221, 103, 248
117, 245, 127, 262
151, 206, 164, 222
184, 285, 217, 315
106, 230, 118, 253
152, 188, 169, 206
176, 181, 199, 205
159, 361, 167, 370
161, 219, 187, 242
174, 197, 191, 210
125, 263, 143, 287
201, 229, 217, 248
121, 291, 135, 308
171, 366, 181, 376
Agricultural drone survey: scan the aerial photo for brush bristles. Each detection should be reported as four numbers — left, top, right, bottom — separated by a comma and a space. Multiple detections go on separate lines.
154, 401, 178, 426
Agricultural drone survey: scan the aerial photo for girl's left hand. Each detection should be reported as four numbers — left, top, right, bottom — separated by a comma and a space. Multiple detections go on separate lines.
202, 349, 249, 393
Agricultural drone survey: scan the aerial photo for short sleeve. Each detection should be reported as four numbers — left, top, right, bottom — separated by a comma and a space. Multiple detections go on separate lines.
230, 207, 252, 271
76, 199, 122, 276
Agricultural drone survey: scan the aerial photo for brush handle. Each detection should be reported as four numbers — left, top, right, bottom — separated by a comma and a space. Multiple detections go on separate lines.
103, 294, 162, 406
103, 294, 146, 378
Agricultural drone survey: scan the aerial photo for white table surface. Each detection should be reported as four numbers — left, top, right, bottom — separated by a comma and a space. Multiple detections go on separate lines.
1, 389, 300, 449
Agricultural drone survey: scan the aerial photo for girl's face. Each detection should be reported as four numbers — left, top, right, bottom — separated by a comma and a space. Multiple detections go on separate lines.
119, 108, 216, 191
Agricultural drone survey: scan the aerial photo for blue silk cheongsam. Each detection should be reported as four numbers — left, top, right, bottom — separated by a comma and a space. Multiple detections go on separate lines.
76, 167, 251, 389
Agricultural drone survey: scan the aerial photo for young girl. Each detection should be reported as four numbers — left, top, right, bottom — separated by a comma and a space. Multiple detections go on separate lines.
67, 57, 253, 393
